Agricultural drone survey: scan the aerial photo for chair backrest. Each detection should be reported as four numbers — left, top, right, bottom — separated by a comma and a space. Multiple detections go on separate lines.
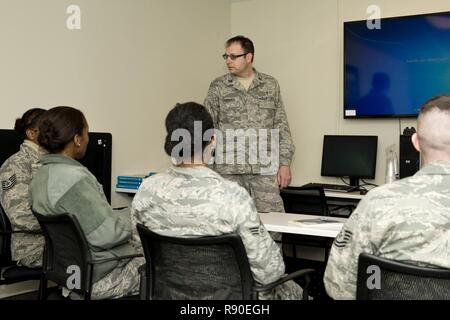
0, 203, 13, 267
280, 186, 329, 216
136, 224, 255, 300
33, 211, 93, 292
357, 252, 450, 300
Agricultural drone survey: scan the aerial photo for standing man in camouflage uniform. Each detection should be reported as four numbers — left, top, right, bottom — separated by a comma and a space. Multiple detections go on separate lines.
204, 35, 295, 213
324, 94, 450, 299
0, 108, 46, 267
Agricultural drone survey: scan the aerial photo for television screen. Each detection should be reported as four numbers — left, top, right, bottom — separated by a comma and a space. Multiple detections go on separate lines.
321, 135, 378, 186
344, 11, 450, 118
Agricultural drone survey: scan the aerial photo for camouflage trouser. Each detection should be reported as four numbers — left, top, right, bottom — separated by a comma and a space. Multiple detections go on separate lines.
12, 234, 44, 268
222, 174, 284, 242
91, 257, 144, 300
221, 174, 285, 213
16, 249, 42, 268
259, 280, 304, 300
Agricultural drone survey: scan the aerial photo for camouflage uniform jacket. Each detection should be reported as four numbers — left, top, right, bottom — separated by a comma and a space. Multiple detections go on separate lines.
30, 154, 136, 282
324, 161, 450, 299
0, 140, 44, 267
131, 165, 285, 285
204, 69, 295, 175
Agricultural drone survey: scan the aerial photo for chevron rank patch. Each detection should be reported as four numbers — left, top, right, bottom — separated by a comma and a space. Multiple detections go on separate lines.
1, 174, 17, 191
333, 229, 353, 249
249, 223, 265, 236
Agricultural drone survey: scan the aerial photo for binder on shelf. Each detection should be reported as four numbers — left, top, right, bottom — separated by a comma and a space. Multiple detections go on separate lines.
116, 182, 141, 188
116, 172, 157, 192
116, 183, 140, 190
118, 175, 145, 181
117, 178, 142, 184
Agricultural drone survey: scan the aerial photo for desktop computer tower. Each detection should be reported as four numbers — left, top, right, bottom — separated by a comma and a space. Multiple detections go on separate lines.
79, 132, 112, 204
399, 134, 420, 179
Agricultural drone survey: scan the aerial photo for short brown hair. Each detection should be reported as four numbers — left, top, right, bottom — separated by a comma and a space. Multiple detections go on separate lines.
226, 35, 254, 62
420, 94, 450, 114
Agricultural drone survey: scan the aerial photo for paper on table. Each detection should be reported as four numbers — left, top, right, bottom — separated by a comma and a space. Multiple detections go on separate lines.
289, 218, 344, 229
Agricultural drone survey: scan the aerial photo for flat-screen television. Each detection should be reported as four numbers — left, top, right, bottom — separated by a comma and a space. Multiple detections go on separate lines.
344, 11, 450, 118
0, 130, 112, 203
321, 135, 378, 187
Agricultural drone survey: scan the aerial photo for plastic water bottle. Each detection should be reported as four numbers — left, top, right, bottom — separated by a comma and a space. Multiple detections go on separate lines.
385, 147, 399, 184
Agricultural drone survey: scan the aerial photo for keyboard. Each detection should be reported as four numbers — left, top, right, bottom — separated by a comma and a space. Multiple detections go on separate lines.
303, 183, 356, 193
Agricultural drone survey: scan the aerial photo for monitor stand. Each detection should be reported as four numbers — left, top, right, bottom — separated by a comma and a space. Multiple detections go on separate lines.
349, 177, 362, 192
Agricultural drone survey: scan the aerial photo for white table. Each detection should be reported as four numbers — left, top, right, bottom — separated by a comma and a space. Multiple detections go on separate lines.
324, 191, 364, 200
260, 212, 347, 238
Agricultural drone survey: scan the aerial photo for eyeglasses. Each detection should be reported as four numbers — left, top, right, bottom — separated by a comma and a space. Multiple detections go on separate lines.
222, 53, 247, 61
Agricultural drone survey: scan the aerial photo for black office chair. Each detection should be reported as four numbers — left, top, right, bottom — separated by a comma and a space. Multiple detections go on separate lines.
357, 252, 450, 300
279, 186, 334, 300
33, 211, 142, 300
280, 186, 330, 216
0, 204, 42, 288
279, 186, 335, 254
136, 223, 314, 300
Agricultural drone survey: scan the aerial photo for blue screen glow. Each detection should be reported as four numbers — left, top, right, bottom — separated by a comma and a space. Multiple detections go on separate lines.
344, 12, 450, 118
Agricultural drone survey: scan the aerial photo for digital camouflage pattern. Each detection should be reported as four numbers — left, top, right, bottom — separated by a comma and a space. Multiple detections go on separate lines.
324, 161, 450, 299
204, 69, 295, 175
223, 174, 285, 213
131, 166, 303, 299
90, 256, 144, 300
0, 140, 44, 267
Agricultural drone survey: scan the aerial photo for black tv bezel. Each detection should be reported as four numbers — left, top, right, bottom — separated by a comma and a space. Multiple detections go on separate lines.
343, 10, 450, 119
320, 135, 378, 181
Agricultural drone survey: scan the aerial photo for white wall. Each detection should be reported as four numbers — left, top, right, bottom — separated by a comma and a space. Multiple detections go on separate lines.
231, 0, 450, 187
0, 0, 230, 207
1, 0, 448, 298
1, 0, 449, 204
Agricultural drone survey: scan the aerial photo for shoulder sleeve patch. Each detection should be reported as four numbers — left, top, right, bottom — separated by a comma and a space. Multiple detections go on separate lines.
1, 174, 17, 191
333, 229, 353, 249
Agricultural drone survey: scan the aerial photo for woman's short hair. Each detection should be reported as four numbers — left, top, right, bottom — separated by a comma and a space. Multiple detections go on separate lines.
14, 108, 46, 139
164, 102, 214, 160
38, 106, 86, 153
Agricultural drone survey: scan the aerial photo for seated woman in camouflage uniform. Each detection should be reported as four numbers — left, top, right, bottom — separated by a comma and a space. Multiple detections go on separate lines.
0, 108, 46, 267
30, 106, 143, 299
131, 102, 303, 300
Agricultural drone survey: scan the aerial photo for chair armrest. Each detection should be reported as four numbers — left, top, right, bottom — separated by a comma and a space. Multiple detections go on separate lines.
253, 268, 315, 293
88, 253, 143, 265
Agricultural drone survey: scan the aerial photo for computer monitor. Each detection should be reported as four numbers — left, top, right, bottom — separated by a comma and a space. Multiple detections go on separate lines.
78, 132, 112, 204
0, 130, 112, 204
321, 135, 378, 187
0, 129, 23, 167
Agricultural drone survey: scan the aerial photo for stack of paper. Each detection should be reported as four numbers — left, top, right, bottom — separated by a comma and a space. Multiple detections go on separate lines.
289, 218, 344, 230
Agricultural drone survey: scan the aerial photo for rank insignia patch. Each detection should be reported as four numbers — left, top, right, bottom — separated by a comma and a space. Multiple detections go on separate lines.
334, 229, 353, 248
1, 174, 17, 191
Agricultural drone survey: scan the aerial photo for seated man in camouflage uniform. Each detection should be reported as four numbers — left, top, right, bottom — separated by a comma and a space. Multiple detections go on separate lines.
131, 102, 303, 299
324, 94, 450, 299
0, 108, 46, 267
